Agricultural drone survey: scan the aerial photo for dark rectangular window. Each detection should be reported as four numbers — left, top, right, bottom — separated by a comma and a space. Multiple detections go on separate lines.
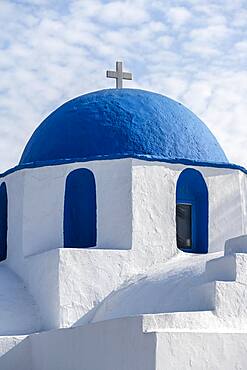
176, 203, 192, 249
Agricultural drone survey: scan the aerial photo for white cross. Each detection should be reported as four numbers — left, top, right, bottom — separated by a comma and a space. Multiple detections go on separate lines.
106, 61, 132, 89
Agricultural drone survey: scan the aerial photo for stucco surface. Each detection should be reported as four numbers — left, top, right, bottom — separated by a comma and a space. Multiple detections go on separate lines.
56, 245, 178, 328
0, 264, 40, 335
0, 159, 247, 368
0, 317, 156, 370
18, 159, 132, 257
19, 89, 228, 165
2, 316, 247, 370
142, 237, 247, 333
91, 252, 217, 323
0, 336, 28, 359
156, 331, 247, 370
1, 159, 246, 332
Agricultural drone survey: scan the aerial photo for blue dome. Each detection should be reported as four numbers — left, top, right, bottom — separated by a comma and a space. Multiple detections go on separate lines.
20, 89, 228, 165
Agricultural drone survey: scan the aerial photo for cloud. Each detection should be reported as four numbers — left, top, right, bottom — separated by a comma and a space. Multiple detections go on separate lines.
168, 6, 191, 27
0, 0, 246, 172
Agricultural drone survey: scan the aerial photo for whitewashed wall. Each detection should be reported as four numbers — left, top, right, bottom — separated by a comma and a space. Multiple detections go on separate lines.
132, 163, 177, 261
2, 171, 26, 280
15, 158, 132, 258
3, 160, 133, 330
2, 158, 247, 330
5, 159, 245, 270
156, 331, 247, 370
0, 317, 157, 370
27, 249, 60, 330
206, 168, 243, 252
132, 160, 244, 254
2, 315, 247, 370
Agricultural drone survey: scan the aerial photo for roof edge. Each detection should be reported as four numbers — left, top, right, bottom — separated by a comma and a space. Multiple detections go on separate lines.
1, 154, 246, 178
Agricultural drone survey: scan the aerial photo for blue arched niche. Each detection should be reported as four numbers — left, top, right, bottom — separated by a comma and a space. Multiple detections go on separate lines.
176, 168, 208, 253
0, 182, 7, 261
64, 169, 96, 248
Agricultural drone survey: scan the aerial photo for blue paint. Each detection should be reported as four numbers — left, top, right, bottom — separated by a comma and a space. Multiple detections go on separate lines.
176, 168, 208, 253
64, 168, 96, 248
19, 89, 228, 165
1, 154, 247, 181
0, 183, 7, 261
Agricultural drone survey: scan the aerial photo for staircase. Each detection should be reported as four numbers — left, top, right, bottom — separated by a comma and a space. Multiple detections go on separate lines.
143, 235, 247, 333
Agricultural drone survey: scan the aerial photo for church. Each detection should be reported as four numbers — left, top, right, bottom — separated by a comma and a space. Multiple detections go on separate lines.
0, 62, 247, 369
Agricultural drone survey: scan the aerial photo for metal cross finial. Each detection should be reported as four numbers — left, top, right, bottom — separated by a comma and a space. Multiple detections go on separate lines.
106, 61, 132, 89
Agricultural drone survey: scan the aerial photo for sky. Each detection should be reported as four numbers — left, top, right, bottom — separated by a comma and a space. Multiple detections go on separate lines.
0, 0, 246, 172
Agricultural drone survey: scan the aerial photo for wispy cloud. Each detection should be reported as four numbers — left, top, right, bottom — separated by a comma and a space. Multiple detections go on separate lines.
0, 0, 246, 171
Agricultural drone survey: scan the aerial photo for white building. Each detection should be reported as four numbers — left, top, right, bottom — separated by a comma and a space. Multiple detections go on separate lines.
0, 88, 247, 369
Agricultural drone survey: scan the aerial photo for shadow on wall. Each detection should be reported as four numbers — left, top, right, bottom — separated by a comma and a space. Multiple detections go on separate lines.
176, 168, 208, 254
0, 336, 31, 370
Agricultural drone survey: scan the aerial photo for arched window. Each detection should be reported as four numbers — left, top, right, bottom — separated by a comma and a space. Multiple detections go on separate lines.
64, 168, 96, 248
0, 182, 7, 261
176, 168, 208, 253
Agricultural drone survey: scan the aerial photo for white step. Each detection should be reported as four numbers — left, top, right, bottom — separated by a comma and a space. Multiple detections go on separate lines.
234, 253, 247, 284
215, 280, 247, 319
206, 253, 247, 284
143, 295, 247, 332
225, 235, 247, 255
205, 255, 235, 282
142, 311, 217, 332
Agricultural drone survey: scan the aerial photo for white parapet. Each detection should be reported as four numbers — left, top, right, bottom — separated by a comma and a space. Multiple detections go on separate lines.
2, 316, 247, 370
